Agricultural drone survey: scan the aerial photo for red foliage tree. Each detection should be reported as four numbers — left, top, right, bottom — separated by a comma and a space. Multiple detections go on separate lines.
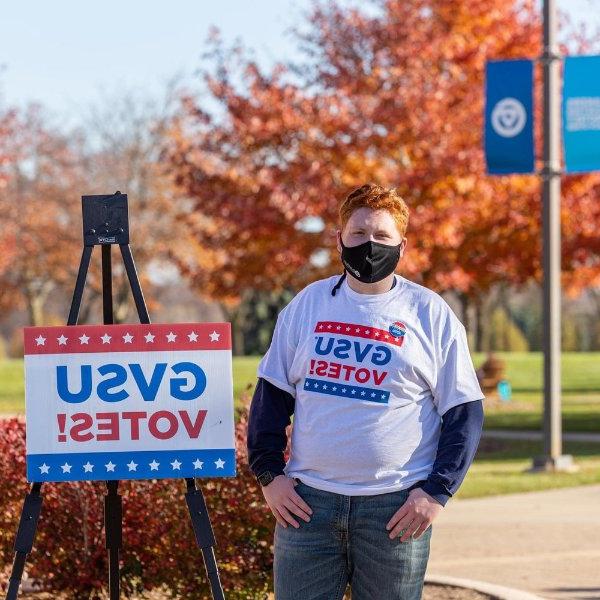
0, 105, 84, 324
166, 0, 600, 306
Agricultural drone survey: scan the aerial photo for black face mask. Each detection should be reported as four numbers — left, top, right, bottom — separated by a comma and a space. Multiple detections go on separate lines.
340, 239, 401, 283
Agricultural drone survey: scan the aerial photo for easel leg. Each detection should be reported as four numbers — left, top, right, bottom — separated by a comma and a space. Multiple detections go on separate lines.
101, 240, 123, 599
5, 483, 43, 600
68, 245, 93, 326
104, 480, 122, 600
120, 244, 150, 324
184, 479, 225, 600
122, 242, 226, 599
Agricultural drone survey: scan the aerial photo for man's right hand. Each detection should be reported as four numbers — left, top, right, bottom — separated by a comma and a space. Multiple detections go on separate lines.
261, 475, 313, 528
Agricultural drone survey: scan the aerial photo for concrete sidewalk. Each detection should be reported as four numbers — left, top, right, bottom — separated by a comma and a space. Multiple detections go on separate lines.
426, 484, 600, 599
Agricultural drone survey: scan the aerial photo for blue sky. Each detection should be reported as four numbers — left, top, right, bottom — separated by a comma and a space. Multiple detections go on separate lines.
0, 0, 597, 124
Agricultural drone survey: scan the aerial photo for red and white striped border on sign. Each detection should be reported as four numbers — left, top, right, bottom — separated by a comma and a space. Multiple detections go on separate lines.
314, 321, 405, 347
24, 322, 231, 355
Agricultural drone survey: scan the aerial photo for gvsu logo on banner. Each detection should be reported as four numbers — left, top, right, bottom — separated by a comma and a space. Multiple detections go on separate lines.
485, 59, 535, 174
23, 322, 235, 482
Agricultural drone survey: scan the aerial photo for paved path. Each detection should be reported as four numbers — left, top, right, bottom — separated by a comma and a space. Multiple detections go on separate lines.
426, 483, 600, 599
482, 429, 600, 443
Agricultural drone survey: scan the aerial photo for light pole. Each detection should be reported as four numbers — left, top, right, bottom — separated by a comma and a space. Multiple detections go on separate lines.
530, 0, 577, 473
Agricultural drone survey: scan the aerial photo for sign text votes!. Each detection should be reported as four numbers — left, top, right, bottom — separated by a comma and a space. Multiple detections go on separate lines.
23, 322, 235, 482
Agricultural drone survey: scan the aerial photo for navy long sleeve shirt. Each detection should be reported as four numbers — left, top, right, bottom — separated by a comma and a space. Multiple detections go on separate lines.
247, 377, 484, 506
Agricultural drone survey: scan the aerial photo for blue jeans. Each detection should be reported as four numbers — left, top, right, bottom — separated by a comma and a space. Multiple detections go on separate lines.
273, 479, 432, 599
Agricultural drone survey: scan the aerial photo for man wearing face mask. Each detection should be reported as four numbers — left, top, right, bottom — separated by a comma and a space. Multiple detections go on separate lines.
247, 183, 485, 600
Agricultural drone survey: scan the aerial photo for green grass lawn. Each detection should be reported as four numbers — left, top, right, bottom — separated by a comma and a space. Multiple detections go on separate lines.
472, 351, 600, 392
471, 352, 600, 432
2, 354, 599, 499
3, 353, 600, 432
457, 438, 600, 499
0, 359, 27, 414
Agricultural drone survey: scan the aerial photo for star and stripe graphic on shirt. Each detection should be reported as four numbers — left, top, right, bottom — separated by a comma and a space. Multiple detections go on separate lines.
304, 377, 390, 403
314, 320, 406, 347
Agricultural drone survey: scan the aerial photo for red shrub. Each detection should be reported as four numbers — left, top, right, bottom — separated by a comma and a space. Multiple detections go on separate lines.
0, 411, 277, 599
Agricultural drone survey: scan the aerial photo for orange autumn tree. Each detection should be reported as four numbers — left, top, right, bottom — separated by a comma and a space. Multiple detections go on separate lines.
167, 0, 600, 310
78, 90, 192, 324
0, 105, 84, 323
0, 108, 18, 313
0, 96, 191, 328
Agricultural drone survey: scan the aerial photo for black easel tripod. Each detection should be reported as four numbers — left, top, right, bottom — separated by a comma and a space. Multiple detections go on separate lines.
5, 192, 225, 600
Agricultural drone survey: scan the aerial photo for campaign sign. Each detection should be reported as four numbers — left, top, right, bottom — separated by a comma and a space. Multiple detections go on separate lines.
23, 323, 235, 483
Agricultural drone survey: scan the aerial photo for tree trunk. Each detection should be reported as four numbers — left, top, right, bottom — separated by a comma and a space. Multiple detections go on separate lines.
114, 278, 133, 323
499, 284, 510, 351
25, 279, 54, 326
223, 304, 246, 356
458, 291, 470, 329
28, 294, 45, 327
77, 289, 101, 325
474, 294, 484, 352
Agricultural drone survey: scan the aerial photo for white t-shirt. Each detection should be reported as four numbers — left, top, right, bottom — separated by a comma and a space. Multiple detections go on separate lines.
257, 273, 485, 496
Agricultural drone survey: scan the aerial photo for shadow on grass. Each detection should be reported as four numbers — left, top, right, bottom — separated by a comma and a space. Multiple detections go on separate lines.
476, 438, 600, 461
506, 387, 600, 393
484, 411, 600, 433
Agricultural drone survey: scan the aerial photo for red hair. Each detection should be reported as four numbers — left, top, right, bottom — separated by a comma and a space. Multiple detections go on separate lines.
339, 183, 409, 236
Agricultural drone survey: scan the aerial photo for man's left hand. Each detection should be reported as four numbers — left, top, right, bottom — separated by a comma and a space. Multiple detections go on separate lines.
385, 487, 443, 542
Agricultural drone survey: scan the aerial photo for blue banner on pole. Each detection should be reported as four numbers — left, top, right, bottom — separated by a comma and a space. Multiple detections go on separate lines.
485, 59, 535, 174
563, 55, 600, 173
